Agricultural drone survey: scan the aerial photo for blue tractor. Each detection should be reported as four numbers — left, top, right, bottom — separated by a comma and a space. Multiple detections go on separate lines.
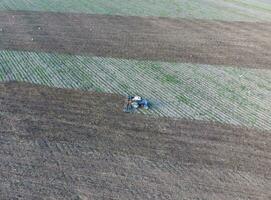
123, 95, 150, 113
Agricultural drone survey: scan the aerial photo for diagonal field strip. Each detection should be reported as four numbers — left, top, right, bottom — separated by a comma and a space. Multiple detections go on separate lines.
0, 50, 270, 130
1, 11, 271, 69
0, 0, 271, 21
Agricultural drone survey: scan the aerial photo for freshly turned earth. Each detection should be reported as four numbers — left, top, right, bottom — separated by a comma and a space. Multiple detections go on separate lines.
0, 82, 270, 199
1, 11, 271, 69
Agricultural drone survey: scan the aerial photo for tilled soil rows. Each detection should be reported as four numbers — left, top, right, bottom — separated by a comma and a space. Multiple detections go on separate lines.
0, 82, 270, 199
1, 11, 271, 69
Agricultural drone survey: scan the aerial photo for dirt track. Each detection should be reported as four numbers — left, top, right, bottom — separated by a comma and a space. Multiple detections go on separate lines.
0, 81, 270, 199
1, 11, 271, 69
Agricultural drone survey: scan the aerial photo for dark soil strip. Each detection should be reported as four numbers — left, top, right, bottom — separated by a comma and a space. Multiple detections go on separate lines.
0, 11, 271, 69
0, 81, 270, 199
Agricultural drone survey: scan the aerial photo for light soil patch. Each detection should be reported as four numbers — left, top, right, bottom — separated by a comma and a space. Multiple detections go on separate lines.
0, 0, 271, 21
0, 50, 271, 130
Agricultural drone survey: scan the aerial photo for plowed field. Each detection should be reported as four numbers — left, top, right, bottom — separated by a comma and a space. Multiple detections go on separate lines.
0, 82, 270, 199
1, 11, 271, 69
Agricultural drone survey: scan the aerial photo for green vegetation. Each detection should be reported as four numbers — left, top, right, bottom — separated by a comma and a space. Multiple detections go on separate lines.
224, 0, 271, 12
0, 0, 271, 21
162, 74, 180, 85
177, 94, 190, 105
0, 50, 270, 130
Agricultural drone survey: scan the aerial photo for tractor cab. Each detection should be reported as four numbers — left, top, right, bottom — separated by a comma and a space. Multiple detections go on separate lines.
123, 95, 150, 113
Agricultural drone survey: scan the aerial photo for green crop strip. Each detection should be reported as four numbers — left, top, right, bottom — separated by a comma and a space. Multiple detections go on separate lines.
224, 0, 271, 12
0, 0, 271, 21
0, 50, 270, 130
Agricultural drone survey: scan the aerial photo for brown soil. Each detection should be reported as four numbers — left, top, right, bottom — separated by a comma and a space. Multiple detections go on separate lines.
0, 81, 270, 199
0, 11, 271, 69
